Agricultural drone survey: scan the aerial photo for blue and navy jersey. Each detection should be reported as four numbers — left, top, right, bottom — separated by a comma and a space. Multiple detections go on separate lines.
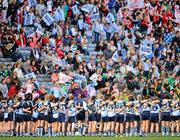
38, 101, 45, 113
0, 102, 5, 113
115, 101, 125, 109
44, 101, 53, 115
172, 102, 180, 116
58, 103, 66, 113
76, 99, 84, 107
107, 102, 115, 110
7, 99, 15, 108
38, 101, 44, 108
76, 99, 87, 111
141, 103, 150, 112
162, 102, 171, 112
32, 102, 38, 118
107, 102, 116, 117
151, 103, 161, 113
76, 99, 84, 112
95, 99, 102, 109
100, 101, 108, 117
0, 102, 3, 109
3, 103, 8, 113
67, 100, 76, 116
52, 103, 59, 118
52, 103, 58, 114
126, 107, 134, 114
15, 102, 24, 115
87, 102, 96, 112
115, 101, 125, 114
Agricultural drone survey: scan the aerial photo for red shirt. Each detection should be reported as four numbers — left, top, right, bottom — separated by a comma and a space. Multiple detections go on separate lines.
16, 37, 26, 47
56, 48, 64, 59
8, 85, 18, 98
42, 36, 49, 45
56, 38, 63, 47
86, 16, 91, 24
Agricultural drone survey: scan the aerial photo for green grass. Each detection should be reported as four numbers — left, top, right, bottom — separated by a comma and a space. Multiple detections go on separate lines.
0, 136, 179, 140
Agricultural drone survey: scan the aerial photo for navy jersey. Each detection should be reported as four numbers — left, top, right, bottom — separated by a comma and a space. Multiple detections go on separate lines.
15, 102, 24, 115
44, 101, 53, 115
100, 101, 108, 117
22, 100, 33, 114
95, 99, 102, 109
38, 101, 45, 113
162, 101, 171, 112
107, 102, 116, 117
0, 101, 3, 110
172, 102, 180, 116
67, 100, 76, 116
141, 103, 150, 112
76, 99, 84, 112
58, 102, 66, 113
52, 103, 59, 118
7, 99, 15, 113
7, 99, 15, 108
0, 102, 5, 113
126, 107, 134, 114
115, 101, 125, 114
32, 102, 39, 118
76, 99, 87, 112
87, 101, 96, 112
151, 103, 161, 113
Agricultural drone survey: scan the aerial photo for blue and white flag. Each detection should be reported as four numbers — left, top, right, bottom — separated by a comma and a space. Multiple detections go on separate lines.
74, 74, 87, 83
36, 24, 43, 35
54, 7, 65, 21
24, 14, 33, 25
72, 5, 80, 15
106, 12, 115, 23
112, 50, 119, 62
25, 27, 35, 37
90, 13, 100, 22
28, 0, 37, 7
43, 13, 54, 26
82, 23, 89, 30
81, 4, 94, 13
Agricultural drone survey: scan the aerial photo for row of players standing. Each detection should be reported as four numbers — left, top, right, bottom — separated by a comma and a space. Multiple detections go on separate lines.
0, 93, 179, 136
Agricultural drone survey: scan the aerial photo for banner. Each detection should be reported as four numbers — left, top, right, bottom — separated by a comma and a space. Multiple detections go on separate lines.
36, 24, 43, 35
72, 5, 80, 15
81, 4, 94, 13
25, 27, 35, 37
112, 50, 119, 62
54, 7, 65, 22
82, 23, 89, 30
24, 14, 33, 25
127, 0, 144, 9
74, 74, 87, 83
90, 13, 100, 22
43, 13, 54, 26
111, 22, 119, 33
92, 5, 99, 14
106, 12, 115, 23
59, 73, 72, 83
175, 5, 180, 23
89, 73, 98, 81
28, 0, 37, 7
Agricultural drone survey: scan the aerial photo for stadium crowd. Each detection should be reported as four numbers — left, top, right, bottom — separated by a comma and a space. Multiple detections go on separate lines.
0, 0, 179, 137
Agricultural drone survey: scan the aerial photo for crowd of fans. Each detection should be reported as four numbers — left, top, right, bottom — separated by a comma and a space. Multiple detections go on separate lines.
0, 0, 179, 137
